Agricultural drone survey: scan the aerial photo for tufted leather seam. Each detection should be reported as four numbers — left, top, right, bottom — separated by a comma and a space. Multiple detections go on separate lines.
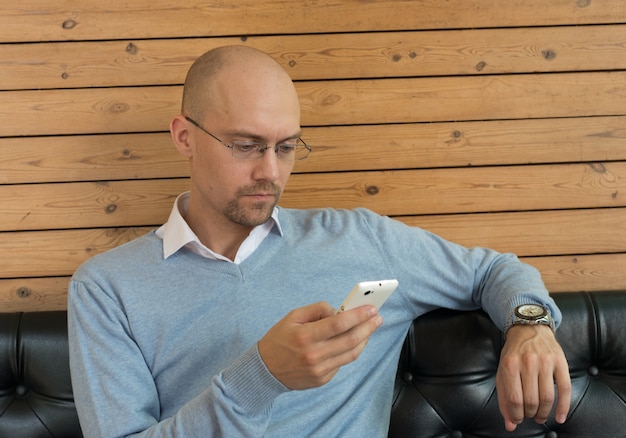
0, 393, 15, 417
586, 291, 601, 364
589, 292, 626, 408
24, 395, 57, 437
560, 292, 596, 424
411, 383, 453, 433
15, 313, 24, 390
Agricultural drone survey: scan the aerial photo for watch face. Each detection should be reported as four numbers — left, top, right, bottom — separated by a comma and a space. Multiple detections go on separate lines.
515, 304, 547, 319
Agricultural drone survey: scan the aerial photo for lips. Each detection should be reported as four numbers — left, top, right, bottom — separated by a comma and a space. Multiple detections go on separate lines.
238, 183, 281, 200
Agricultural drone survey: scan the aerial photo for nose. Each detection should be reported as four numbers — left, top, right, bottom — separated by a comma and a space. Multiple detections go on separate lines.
251, 147, 281, 182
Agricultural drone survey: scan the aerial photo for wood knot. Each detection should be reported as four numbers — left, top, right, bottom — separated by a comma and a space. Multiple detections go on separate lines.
289, 60, 297, 67
542, 49, 556, 60
392, 54, 402, 62
475, 61, 487, 72
107, 102, 130, 114
62, 19, 77, 29
105, 204, 117, 214
126, 42, 138, 55
452, 130, 463, 139
61, 72, 69, 80
321, 94, 341, 106
409, 51, 417, 59
17, 287, 31, 298
366, 185, 380, 195
122, 149, 132, 158
589, 163, 607, 173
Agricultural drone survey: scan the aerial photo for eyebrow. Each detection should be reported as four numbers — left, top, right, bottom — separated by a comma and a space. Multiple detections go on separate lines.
224, 129, 302, 143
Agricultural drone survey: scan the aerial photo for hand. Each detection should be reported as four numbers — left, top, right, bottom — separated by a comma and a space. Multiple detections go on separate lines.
496, 325, 572, 431
257, 301, 383, 390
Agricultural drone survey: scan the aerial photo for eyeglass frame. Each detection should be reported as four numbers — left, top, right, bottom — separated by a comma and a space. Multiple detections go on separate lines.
184, 116, 311, 161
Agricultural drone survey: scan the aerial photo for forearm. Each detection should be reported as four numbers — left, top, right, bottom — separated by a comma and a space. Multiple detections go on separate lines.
68, 280, 287, 437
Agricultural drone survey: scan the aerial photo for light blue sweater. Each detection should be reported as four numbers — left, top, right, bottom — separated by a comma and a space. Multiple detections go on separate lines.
68, 207, 560, 437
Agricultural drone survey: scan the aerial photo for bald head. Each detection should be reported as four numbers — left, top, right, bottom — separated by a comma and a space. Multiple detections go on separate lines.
181, 45, 298, 121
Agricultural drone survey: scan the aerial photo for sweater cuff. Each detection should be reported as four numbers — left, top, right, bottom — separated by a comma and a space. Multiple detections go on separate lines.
218, 343, 289, 415
502, 294, 561, 334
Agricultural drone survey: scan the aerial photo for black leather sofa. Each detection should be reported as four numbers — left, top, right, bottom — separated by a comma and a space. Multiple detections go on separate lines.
1, 291, 625, 437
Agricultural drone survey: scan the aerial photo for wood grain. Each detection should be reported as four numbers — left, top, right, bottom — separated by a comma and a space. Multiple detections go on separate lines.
2, 116, 625, 184
0, 227, 152, 278
2, 25, 625, 90
3, 1, 626, 311
2, 72, 626, 136
401, 208, 626, 257
3, 163, 626, 231
2, 0, 624, 43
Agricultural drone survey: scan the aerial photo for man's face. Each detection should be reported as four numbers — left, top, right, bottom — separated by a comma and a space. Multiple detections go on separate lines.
185, 68, 301, 230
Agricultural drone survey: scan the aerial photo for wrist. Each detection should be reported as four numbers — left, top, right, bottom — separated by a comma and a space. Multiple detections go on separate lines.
504, 303, 554, 338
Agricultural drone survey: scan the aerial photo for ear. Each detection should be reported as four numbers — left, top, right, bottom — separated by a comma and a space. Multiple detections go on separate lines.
170, 115, 193, 158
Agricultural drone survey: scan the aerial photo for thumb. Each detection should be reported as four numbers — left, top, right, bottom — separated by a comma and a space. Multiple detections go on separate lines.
290, 301, 336, 323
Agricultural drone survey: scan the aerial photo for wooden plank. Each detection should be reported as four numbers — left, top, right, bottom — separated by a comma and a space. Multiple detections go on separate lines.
524, 254, 626, 293
400, 208, 626, 257
2, 116, 626, 184
3, 163, 626, 231
281, 163, 626, 216
0, 227, 152, 278
297, 116, 626, 173
3, 207, 626, 279
2, 253, 625, 313
2, 0, 624, 43
297, 72, 626, 127
0, 133, 186, 184
3, 25, 626, 90
0, 179, 186, 231
0, 86, 180, 137
0, 277, 70, 312
2, 72, 625, 137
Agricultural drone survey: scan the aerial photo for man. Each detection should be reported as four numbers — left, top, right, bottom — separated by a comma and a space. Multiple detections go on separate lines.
68, 45, 571, 437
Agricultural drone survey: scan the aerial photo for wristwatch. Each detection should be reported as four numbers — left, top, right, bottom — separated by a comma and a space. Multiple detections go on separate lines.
510, 304, 554, 332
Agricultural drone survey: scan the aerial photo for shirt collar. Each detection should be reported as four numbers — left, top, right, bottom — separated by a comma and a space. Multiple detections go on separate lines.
155, 192, 283, 261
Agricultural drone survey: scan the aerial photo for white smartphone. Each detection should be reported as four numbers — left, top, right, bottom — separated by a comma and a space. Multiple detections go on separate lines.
335, 279, 399, 314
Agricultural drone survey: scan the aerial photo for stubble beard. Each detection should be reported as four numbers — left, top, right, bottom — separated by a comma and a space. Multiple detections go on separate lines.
223, 182, 282, 227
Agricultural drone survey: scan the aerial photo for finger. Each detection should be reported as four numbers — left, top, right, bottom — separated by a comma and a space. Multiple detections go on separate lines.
290, 301, 336, 324
309, 304, 380, 342
290, 312, 381, 385
496, 359, 524, 432
309, 334, 372, 381
312, 309, 382, 365
498, 385, 520, 432
533, 366, 555, 424
520, 365, 541, 419
554, 359, 572, 424
300, 327, 377, 386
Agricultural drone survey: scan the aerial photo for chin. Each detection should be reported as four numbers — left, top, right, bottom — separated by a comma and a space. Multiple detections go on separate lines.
228, 205, 274, 228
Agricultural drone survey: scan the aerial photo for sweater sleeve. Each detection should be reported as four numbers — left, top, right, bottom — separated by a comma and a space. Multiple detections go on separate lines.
355, 208, 562, 331
68, 277, 288, 438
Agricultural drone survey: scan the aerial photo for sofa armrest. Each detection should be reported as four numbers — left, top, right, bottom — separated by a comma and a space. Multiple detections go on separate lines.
390, 291, 626, 437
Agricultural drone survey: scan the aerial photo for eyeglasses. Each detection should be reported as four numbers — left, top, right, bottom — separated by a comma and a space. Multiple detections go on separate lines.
184, 116, 311, 161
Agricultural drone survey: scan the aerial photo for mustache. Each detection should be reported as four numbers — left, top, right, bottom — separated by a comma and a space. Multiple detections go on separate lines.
236, 182, 282, 197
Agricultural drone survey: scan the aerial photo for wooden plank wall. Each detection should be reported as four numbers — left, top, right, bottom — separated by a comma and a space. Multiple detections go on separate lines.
1, 0, 626, 312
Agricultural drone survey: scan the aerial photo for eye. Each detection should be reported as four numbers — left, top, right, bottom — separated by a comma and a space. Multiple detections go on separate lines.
276, 144, 296, 155
233, 142, 262, 154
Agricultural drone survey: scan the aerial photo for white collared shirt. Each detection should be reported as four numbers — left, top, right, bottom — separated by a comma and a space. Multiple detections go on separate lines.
155, 192, 282, 264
